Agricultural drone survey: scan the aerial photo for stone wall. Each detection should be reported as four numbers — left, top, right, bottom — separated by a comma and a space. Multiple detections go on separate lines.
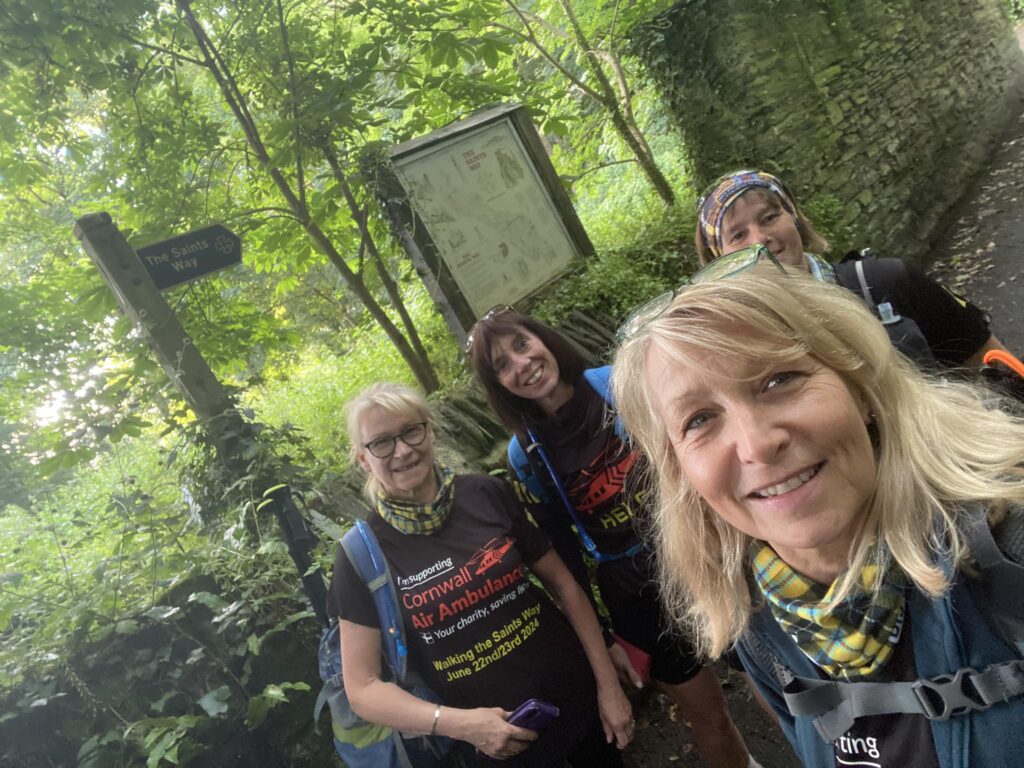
632, 0, 1024, 260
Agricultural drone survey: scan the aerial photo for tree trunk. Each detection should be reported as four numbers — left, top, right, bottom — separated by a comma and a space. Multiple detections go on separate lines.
604, 101, 676, 206
176, 0, 440, 392
552, 0, 676, 206
320, 144, 436, 379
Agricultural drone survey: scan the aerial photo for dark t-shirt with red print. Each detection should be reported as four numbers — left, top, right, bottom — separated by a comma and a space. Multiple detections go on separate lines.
526, 374, 653, 604
327, 474, 598, 765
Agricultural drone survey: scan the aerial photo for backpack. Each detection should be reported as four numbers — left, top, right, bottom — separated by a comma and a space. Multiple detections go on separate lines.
834, 251, 936, 366
739, 504, 1024, 742
314, 519, 451, 767
507, 367, 642, 563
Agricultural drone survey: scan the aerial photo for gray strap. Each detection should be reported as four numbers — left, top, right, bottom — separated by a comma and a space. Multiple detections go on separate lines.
313, 672, 343, 734
853, 259, 875, 308
784, 660, 1024, 742
313, 684, 329, 733
962, 505, 1006, 570
392, 731, 415, 768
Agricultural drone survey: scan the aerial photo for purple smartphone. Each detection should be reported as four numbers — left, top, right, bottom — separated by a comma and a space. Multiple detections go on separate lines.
507, 698, 560, 731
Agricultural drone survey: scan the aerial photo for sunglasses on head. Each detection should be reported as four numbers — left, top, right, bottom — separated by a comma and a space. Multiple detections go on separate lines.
616, 244, 786, 342
464, 305, 515, 354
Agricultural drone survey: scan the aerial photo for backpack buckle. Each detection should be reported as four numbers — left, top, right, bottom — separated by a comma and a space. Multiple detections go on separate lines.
912, 667, 988, 720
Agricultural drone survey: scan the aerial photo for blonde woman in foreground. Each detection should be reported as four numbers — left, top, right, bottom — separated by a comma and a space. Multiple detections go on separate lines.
611, 272, 1024, 767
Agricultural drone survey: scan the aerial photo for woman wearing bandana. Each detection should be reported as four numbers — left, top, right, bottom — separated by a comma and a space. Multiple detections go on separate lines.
694, 169, 1009, 369
612, 272, 1024, 767
327, 383, 632, 767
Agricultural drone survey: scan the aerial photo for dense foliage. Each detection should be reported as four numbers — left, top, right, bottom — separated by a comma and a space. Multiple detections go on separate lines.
0, 0, 696, 764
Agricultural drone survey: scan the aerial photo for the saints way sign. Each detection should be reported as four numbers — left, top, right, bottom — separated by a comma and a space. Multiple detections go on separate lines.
136, 224, 242, 290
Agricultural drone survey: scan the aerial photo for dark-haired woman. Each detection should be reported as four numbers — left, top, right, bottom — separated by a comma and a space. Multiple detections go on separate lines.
468, 311, 758, 768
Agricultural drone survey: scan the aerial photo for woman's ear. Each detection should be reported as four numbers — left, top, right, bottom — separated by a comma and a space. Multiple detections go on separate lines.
355, 448, 371, 473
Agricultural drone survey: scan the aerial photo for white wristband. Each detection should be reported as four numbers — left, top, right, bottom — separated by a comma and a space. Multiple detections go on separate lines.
430, 704, 441, 736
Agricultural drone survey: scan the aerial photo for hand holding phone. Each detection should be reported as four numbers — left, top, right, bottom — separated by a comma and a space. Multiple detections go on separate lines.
506, 698, 560, 732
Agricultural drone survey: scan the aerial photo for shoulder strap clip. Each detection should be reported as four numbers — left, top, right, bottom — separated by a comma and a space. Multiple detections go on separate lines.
784, 659, 1024, 742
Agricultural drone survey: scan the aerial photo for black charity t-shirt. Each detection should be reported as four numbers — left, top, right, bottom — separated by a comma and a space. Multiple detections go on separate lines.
327, 474, 598, 762
531, 374, 652, 603
832, 616, 939, 768
835, 256, 991, 367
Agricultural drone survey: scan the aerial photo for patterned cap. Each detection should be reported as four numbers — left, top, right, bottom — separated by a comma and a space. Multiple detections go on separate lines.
697, 170, 798, 259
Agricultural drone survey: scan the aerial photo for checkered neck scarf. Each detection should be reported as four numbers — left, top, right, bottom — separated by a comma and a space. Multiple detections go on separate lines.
750, 542, 907, 680
698, 170, 799, 259
375, 462, 455, 535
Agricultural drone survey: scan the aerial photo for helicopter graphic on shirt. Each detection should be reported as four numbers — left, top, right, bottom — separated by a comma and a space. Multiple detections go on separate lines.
466, 537, 515, 576
568, 440, 638, 512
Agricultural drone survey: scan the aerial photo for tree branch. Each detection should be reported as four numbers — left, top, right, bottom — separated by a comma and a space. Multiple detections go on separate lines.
113, 30, 208, 68
275, 0, 307, 209
498, 1, 606, 104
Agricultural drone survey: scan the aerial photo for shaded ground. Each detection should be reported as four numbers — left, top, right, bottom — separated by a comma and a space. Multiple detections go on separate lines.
623, 28, 1024, 768
623, 663, 796, 768
929, 107, 1024, 354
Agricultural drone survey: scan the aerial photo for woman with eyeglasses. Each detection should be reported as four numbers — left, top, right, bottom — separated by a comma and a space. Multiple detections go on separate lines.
695, 169, 1009, 368
612, 272, 1024, 768
467, 313, 758, 768
327, 382, 632, 767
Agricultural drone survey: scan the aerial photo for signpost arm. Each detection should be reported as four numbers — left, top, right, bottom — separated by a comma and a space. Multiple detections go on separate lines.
74, 213, 240, 428
73, 212, 329, 627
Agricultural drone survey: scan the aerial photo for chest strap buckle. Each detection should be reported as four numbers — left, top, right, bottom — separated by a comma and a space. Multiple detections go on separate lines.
911, 667, 985, 720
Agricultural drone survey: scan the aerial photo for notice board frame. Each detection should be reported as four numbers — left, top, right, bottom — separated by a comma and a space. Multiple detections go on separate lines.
378, 103, 594, 348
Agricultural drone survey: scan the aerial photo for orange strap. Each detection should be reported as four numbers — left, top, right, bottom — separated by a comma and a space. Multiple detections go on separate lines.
983, 349, 1024, 378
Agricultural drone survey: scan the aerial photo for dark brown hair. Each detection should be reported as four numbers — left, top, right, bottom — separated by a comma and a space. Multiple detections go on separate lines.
467, 311, 586, 433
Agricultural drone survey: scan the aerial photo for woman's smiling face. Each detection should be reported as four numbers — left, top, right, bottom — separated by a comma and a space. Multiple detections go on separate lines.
489, 327, 562, 402
719, 190, 806, 269
644, 339, 876, 582
356, 406, 437, 503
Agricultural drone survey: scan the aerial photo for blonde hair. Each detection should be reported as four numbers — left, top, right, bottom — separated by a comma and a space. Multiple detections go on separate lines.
612, 273, 1024, 657
694, 187, 830, 266
345, 382, 435, 500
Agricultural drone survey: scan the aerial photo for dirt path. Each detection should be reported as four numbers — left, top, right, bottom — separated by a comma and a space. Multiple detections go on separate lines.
929, 105, 1024, 354
623, 664, 796, 767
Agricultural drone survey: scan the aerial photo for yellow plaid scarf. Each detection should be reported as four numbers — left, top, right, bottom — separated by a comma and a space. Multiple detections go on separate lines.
375, 462, 455, 535
750, 542, 907, 680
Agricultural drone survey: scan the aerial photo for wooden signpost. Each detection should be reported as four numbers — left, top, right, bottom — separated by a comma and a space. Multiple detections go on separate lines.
74, 212, 328, 627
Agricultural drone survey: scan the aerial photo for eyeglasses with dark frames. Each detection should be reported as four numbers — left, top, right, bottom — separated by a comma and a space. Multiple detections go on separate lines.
464, 305, 516, 354
362, 421, 429, 459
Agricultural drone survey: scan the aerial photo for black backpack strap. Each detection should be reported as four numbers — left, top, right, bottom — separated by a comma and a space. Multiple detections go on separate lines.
961, 503, 1024, 657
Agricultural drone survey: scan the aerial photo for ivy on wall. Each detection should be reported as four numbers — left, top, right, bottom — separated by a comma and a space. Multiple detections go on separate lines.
632, 0, 1024, 260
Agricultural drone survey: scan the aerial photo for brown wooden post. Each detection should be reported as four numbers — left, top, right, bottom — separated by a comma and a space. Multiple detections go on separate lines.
74, 212, 329, 626
73, 212, 250, 453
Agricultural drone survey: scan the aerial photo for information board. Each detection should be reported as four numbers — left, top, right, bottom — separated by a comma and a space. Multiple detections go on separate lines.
383, 104, 593, 342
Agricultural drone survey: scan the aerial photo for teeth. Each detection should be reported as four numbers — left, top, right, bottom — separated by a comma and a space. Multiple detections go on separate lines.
755, 465, 820, 498
524, 369, 542, 386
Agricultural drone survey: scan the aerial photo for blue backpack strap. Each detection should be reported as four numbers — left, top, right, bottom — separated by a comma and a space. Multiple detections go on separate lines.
341, 520, 409, 683
582, 366, 625, 439
507, 435, 548, 502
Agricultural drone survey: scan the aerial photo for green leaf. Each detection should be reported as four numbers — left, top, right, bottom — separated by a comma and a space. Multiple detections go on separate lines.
114, 619, 140, 634
196, 685, 231, 717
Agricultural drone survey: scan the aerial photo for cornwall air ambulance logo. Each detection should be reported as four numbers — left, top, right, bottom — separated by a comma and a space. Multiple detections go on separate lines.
467, 537, 515, 576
